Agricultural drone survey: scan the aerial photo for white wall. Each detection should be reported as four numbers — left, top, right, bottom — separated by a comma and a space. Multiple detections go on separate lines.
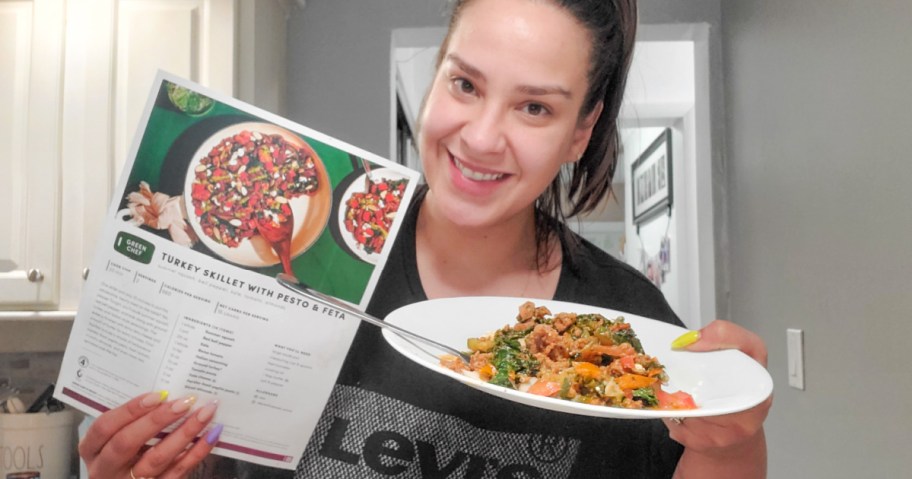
723, 0, 912, 476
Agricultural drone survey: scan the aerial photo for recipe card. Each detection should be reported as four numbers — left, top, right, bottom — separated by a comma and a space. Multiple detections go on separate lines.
55, 72, 421, 469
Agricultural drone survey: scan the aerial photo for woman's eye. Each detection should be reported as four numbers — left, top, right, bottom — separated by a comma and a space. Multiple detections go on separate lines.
522, 103, 550, 117
453, 78, 476, 95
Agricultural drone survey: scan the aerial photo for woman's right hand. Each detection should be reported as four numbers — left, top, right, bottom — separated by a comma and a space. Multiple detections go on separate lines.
79, 391, 221, 479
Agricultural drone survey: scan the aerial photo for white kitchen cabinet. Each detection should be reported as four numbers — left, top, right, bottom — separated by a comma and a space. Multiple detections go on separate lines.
0, 0, 66, 308
0, 0, 288, 335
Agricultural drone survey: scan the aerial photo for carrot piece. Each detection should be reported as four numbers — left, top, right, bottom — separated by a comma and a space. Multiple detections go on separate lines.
478, 363, 495, 381
573, 361, 602, 379
615, 373, 657, 390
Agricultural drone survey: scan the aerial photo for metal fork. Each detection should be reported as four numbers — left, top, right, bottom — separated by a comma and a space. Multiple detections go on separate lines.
276, 273, 471, 366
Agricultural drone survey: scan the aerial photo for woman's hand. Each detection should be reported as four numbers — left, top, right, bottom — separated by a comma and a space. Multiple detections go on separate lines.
665, 320, 772, 478
79, 391, 222, 479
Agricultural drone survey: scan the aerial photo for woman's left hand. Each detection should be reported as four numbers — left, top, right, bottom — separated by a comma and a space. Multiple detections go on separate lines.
664, 320, 772, 454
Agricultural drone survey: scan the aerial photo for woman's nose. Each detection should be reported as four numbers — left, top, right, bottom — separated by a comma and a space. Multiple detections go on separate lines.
460, 102, 507, 157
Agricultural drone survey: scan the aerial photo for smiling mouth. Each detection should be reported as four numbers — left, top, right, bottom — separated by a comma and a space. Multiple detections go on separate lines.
452, 156, 506, 182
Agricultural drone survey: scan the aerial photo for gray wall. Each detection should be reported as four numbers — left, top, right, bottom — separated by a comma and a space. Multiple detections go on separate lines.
285, 0, 912, 476
722, 0, 912, 476
286, 0, 450, 157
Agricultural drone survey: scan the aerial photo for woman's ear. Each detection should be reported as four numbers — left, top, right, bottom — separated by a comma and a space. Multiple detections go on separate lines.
569, 101, 603, 162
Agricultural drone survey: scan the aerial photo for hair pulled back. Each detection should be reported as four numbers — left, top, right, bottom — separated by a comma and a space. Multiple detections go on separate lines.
437, 0, 638, 270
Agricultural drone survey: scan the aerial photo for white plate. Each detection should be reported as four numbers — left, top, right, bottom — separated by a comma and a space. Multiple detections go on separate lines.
337, 167, 409, 264
183, 122, 332, 267
383, 297, 773, 419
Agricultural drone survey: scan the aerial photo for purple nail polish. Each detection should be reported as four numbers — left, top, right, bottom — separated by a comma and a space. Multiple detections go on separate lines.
206, 423, 223, 445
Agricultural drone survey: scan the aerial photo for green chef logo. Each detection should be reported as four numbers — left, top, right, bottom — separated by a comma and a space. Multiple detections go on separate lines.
114, 231, 155, 264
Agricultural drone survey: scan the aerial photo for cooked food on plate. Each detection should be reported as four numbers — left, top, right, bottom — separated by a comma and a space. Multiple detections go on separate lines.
190, 130, 321, 247
440, 301, 698, 410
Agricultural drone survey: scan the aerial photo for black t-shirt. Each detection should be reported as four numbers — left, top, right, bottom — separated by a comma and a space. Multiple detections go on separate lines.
275, 193, 686, 478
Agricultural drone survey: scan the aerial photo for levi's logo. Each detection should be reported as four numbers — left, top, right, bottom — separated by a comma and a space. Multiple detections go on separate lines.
295, 385, 580, 479
318, 416, 547, 478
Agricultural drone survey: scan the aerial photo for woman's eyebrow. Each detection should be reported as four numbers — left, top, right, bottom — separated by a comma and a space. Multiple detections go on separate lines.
446, 53, 571, 98
446, 53, 484, 80
517, 84, 571, 98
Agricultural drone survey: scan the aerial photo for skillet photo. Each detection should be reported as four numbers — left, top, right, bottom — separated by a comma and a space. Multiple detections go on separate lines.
182, 122, 332, 270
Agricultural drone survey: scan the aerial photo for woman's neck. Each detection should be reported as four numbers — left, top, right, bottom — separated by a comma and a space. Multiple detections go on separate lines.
415, 190, 560, 299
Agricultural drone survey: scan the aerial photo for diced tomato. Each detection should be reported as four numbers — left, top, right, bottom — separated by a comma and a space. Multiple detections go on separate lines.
528, 380, 561, 397
655, 387, 697, 410
191, 183, 211, 201
619, 355, 636, 371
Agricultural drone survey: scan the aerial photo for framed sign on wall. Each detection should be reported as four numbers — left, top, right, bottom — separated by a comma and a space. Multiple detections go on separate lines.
631, 128, 673, 225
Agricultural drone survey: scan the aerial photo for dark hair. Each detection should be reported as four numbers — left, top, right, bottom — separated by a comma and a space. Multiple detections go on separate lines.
437, 0, 638, 271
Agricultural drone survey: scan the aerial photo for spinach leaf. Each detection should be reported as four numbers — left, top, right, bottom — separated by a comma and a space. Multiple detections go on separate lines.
632, 387, 657, 406
488, 330, 538, 388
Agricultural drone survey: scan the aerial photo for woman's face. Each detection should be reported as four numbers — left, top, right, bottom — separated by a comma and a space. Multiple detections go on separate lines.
418, 0, 599, 229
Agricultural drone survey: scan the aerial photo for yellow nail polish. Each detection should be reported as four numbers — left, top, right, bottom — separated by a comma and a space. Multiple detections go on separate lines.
141, 390, 169, 408
671, 330, 701, 349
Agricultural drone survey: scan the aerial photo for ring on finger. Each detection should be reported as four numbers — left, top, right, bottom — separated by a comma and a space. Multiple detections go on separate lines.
670, 417, 685, 425
130, 467, 155, 479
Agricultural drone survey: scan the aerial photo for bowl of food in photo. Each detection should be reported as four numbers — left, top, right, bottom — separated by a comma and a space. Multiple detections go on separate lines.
335, 167, 409, 264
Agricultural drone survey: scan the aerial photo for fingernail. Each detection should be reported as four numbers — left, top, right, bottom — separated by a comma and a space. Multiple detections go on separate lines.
171, 395, 197, 413
206, 423, 224, 445
141, 390, 169, 408
196, 399, 219, 423
671, 330, 701, 349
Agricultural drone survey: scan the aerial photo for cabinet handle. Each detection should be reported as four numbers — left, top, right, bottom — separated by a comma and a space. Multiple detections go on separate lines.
83, 268, 90, 280
27, 268, 44, 282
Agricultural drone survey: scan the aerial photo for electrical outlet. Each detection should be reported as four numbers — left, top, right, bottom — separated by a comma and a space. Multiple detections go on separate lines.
787, 329, 804, 390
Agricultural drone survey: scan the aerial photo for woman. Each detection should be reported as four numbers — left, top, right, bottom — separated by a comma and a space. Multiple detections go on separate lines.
79, 0, 771, 477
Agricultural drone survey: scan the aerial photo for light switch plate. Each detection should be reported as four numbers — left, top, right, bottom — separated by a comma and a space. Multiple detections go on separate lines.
787, 328, 804, 390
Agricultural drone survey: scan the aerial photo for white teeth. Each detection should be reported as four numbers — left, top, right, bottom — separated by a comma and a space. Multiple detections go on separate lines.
454, 158, 504, 181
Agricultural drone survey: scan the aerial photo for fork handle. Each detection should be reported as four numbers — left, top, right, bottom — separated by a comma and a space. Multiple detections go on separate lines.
276, 274, 469, 363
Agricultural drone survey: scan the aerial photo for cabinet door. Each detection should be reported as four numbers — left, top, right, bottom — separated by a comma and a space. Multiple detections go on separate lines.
58, 0, 237, 309
0, 0, 65, 307
1, 0, 281, 310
